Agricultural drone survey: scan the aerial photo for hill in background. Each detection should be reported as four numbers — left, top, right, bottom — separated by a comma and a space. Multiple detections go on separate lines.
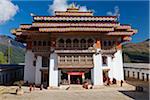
0, 35, 25, 64
123, 39, 149, 63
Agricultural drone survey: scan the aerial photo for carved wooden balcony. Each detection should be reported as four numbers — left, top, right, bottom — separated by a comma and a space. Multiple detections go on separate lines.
32, 46, 50, 52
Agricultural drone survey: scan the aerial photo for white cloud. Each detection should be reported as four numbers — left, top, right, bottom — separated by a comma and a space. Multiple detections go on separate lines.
107, 6, 120, 20
0, 0, 19, 24
79, 6, 88, 12
48, 0, 89, 15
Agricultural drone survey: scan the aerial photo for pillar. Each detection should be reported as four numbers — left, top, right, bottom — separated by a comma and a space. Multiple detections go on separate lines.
35, 56, 42, 85
48, 53, 58, 87
82, 73, 85, 83
68, 74, 70, 84
24, 50, 35, 83
92, 52, 103, 85
112, 50, 124, 81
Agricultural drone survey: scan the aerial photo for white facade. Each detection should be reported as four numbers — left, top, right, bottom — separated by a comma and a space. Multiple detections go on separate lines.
112, 50, 124, 81
49, 53, 58, 87
124, 63, 150, 81
92, 52, 103, 85
24, 50, 35, 83
24, 48, 124, 87
35, 56, 42, 85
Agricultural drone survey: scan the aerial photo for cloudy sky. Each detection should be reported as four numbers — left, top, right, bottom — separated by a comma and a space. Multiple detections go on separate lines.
0, 0, 149, 43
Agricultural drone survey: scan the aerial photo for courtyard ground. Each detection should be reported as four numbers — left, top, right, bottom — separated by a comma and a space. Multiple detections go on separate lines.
0, 80, 149, 100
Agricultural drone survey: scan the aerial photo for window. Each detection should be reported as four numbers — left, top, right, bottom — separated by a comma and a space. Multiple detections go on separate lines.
103, 41, 107, 46
112, 40, 115, 45
80, 39, 86, 49
58, 39, 64, 48
48, 41, 51, 46
33, 41, 37, 46
137, 72, 139, 79
87, 55, 93, 64
73, 39, 79, 48
87, 39, 94, 47
102, 56, 107, 66
80, 55, 86, 63
108, 41, 111, 46
60, 56, 65, 63
43, 41, 46, 46
38, 41, 42, 46
33, 60, 36, 66
42, 57, 49, 67
66, 56, 72, 64
66, 39, 71, 48
74, 55, 79, 63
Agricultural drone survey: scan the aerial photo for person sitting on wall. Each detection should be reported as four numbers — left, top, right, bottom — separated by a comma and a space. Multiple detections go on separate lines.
82, 81, 88, 89
40, 84, 43, 90
106, 77, 110, 86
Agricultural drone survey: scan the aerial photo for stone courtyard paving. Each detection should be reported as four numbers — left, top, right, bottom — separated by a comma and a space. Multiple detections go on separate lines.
0, 81, 149, 100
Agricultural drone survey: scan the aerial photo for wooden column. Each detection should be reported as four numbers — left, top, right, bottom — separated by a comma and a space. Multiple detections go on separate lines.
82, 73, 85, 83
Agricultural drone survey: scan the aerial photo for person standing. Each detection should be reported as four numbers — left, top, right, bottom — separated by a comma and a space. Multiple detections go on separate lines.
121, 80, 123, 87
29, 84, 32, 92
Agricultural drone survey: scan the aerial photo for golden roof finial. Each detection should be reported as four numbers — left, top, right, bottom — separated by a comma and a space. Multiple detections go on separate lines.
70, 3, 76, 8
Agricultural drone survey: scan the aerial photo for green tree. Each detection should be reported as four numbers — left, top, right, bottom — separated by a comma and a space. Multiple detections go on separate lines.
5, 47, 12, 64
0, 52, 7, 64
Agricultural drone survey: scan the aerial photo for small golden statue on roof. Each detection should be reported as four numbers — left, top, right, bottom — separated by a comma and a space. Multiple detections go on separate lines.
70, 3, 76, 8
67, 3, 79, 12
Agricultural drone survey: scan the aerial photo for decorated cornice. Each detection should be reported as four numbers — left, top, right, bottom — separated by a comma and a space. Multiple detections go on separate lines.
32, 22, 119, 27
20, 24, 31, 29
39, 27, 114, 32
33, 16, 117, 21
107, 32, 135, 35
116, 25, 131, 29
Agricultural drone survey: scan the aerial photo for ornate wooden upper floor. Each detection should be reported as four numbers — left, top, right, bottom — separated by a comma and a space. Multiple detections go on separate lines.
11, 3, 137, 46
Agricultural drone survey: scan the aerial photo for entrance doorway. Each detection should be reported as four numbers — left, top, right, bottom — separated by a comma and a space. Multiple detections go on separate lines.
41, 71, 48, 87
70, 75, 82, 84
68, 72, 84, 85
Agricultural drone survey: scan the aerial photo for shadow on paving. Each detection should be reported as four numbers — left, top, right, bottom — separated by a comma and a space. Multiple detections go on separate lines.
119, 90, 149, 100
119, 78, 149, 100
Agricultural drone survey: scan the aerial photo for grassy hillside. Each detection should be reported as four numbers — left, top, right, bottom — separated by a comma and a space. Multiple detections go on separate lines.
0, 35, 25, 64
123, 39, 149, 63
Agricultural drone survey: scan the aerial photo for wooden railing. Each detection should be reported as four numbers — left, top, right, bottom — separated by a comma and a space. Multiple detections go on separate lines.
32, 46, 50, 52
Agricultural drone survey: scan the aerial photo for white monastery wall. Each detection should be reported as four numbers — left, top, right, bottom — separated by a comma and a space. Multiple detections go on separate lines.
35, 56, 42, 85
92, 50, 103, 85
49, 53, 58, 87
24, 50, 35, 83
124, 63, 150, 81
112, 50, 124, 81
